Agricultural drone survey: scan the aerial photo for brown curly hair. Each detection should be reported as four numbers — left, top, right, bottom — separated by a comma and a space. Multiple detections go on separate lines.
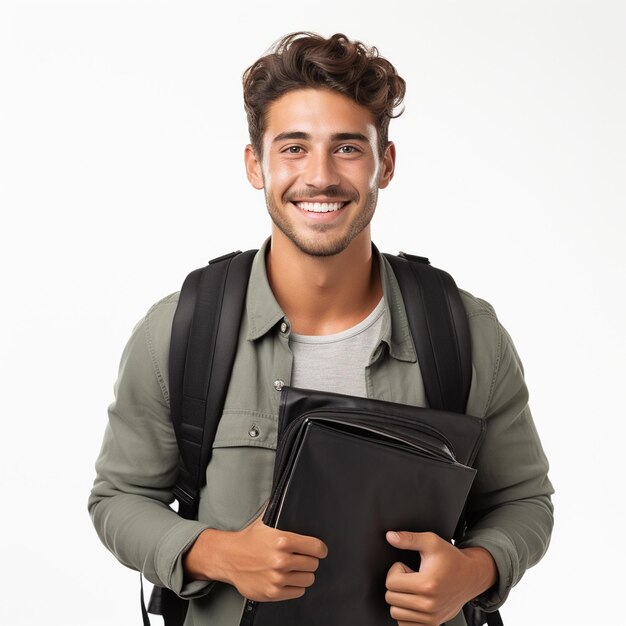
243, 32, 406, 157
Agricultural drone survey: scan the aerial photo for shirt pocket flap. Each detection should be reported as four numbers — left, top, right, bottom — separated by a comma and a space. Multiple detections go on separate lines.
212, 411, 278, 450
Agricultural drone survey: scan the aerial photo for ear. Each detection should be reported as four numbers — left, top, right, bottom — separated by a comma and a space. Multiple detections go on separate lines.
378, 141, 396, 189
244, 144, 264, 190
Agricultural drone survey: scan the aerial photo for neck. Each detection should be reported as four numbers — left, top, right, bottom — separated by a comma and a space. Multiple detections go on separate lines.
266, 228, 382, 335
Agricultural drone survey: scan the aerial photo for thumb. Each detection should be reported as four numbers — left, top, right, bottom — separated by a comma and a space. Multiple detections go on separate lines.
386, 530, 437, 552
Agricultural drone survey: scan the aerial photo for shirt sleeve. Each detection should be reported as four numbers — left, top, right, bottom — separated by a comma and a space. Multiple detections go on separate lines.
88, 295, 213, 598
456, 304, 554, 612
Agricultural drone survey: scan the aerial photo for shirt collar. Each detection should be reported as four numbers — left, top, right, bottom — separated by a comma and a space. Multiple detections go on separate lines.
376, 246, 417, 363
245, 239, 418, 364
245, 238, 286, 341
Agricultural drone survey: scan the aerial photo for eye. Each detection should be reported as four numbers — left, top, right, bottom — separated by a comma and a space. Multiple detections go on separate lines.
337, 145, 359, 154
284, 145, 304, 154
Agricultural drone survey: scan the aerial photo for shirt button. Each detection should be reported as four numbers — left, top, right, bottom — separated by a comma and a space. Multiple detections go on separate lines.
273, 379, 285, 391
280, 321, 289, 334
248, 426, 260, 438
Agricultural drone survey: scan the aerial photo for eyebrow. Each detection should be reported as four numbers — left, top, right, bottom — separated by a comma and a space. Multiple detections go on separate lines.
272, 131, 370, 143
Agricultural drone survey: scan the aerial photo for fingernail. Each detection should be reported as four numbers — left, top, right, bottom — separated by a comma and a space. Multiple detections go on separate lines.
387, 531, 400, 542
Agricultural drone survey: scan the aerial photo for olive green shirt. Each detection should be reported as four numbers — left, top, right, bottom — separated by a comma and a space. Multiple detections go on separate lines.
89, 243, 554, 626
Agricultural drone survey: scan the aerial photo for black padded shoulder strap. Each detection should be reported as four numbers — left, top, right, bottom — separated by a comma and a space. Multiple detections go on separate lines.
384, 252, 471, 414
147, 250, 257, 626
169, 249, 257, 519
385, 255, 501, 626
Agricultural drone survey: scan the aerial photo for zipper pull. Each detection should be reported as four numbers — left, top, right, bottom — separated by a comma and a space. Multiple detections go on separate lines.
239, 599, 257, 625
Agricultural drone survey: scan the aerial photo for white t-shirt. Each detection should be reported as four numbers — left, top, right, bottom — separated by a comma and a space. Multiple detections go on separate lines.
288, 298, 384, 397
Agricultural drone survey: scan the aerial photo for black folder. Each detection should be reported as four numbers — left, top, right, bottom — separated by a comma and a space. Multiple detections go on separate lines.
239, 387, 485, 626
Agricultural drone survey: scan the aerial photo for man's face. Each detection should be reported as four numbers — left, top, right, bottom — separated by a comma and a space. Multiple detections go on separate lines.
245, 88, 395, 257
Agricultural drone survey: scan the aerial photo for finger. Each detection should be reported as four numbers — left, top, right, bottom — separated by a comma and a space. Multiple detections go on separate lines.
269, 553, 320, 575
280, 532, 328, 559
387, 561, 414, 579
389, 603, 433, 624
283, 554, 322, 573
385, 590, 433, 612
282, 571, 316, 589
385, 570, 425, 594
386, 530, 439, 552
270, 585, 307, 601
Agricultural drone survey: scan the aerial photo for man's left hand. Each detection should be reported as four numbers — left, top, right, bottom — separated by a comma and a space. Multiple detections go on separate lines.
384, 531, 497, 626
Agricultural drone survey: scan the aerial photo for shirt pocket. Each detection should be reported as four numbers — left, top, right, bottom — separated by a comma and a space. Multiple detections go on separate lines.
197, 411, 278, 531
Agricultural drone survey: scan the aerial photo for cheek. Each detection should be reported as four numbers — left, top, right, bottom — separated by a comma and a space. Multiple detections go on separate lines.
345, 162, 379, 194
368, 155, 381, 189
264, 160, 300, 196
365, 125, 381, 188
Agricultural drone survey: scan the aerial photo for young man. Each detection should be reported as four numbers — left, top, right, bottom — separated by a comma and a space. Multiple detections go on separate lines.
89, 32, 554, 626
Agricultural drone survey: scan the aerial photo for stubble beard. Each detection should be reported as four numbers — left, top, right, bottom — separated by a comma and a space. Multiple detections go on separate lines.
265, 189, 379, 258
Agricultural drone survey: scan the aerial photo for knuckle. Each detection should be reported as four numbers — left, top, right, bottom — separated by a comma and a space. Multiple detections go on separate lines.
274, 535, 289, 550
271, 554, 288, 570
424, 531, 439, 546
420, 578, 437, 596
264, 584, 280, 601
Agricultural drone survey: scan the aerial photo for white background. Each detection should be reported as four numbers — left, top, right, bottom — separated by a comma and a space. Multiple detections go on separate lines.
1, 1, 625, 624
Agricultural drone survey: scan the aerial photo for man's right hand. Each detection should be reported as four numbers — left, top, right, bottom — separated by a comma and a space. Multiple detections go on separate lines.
183, 514, 328, 602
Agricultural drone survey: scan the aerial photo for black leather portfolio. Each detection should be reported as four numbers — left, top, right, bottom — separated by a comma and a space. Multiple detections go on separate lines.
239, 387, 485, 626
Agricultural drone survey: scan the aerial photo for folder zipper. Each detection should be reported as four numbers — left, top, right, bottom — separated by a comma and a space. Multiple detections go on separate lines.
240, 599, 257, 626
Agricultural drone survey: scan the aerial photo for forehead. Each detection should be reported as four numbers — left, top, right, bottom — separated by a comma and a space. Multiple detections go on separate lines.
264, 88, 377, 141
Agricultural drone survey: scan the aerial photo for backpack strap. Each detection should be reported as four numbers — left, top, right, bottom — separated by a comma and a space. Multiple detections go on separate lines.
146, 249, 257, 626
386, 254, 504, 626
170, 249, 257, 519
384, 252, 471, 414
464, 604, 505, 626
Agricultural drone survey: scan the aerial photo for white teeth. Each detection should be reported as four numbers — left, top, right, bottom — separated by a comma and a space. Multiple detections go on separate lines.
296, 202, 345, 213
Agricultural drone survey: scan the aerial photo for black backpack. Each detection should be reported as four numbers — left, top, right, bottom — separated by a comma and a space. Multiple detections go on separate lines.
143, 249, 502, 626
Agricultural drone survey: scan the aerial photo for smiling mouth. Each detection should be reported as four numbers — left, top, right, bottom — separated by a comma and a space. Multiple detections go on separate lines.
293, 201, 349, 213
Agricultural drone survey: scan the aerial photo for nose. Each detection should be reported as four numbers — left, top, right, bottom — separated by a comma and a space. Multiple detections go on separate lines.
304, 149, 341, 189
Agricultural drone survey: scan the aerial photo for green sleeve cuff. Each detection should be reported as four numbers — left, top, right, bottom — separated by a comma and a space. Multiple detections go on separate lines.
457, 528, 518, 611
155, 520, 215, 598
